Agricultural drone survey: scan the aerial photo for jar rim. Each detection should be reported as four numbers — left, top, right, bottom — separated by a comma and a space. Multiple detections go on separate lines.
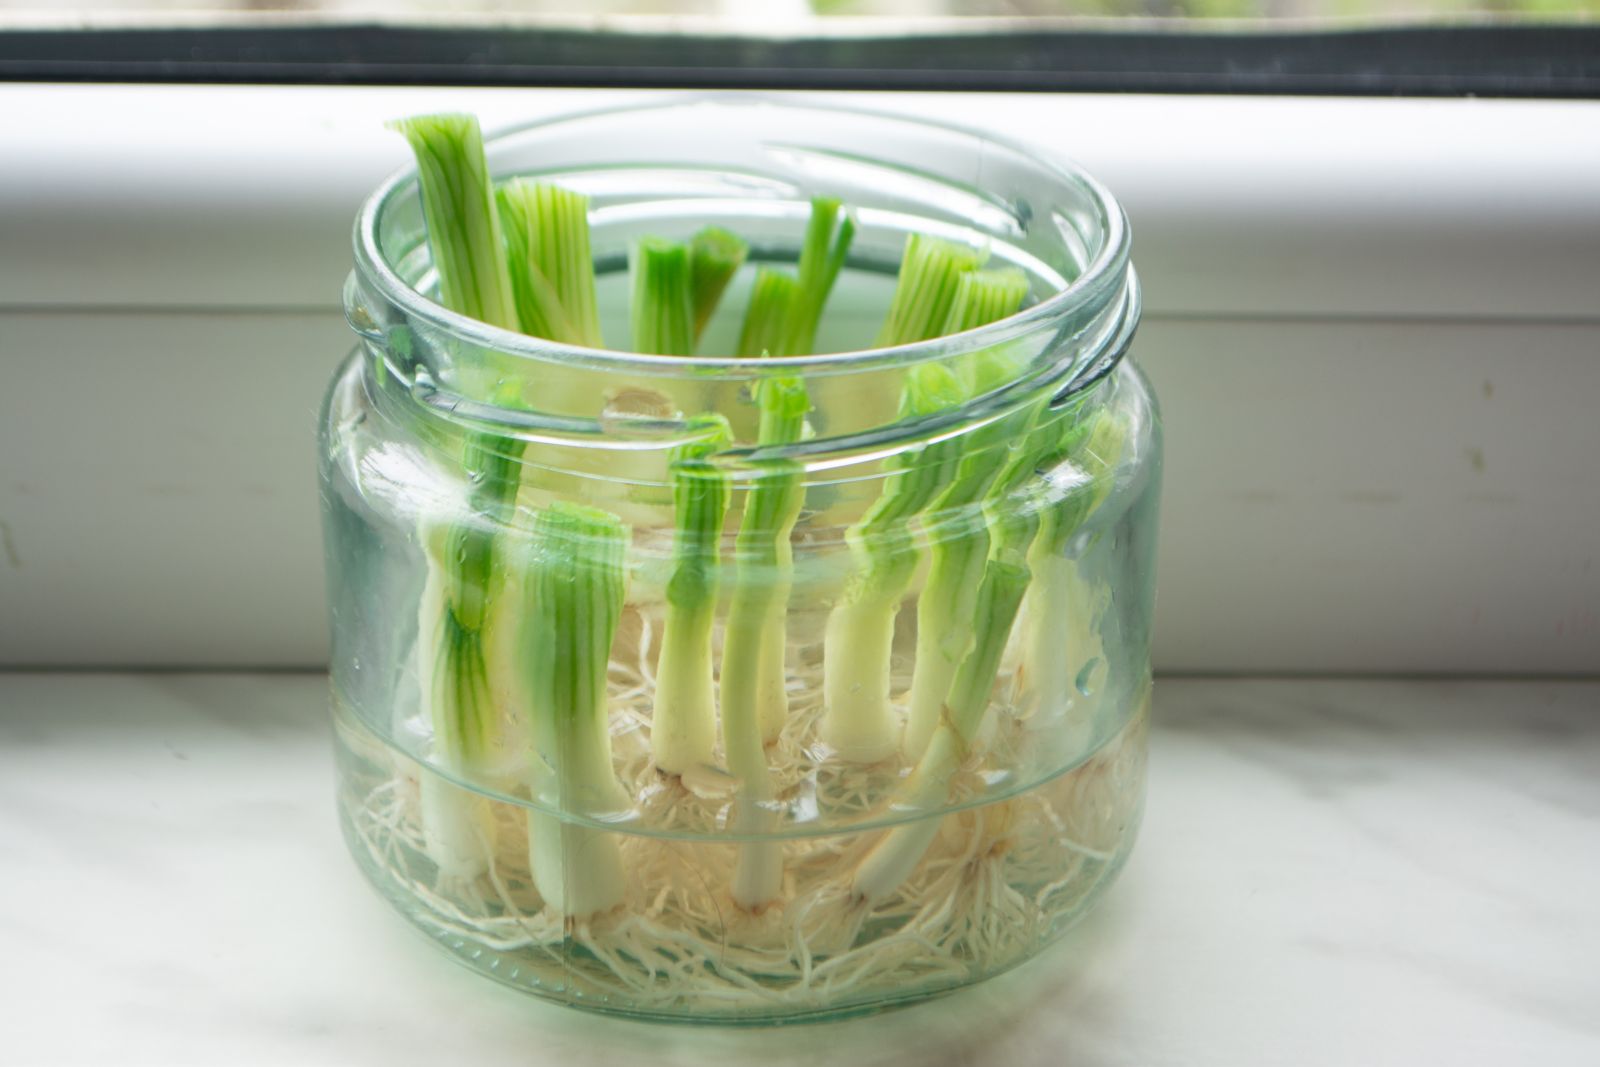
352, 92, 1135, 383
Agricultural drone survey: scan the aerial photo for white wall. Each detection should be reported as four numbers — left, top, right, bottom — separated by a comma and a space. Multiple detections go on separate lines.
2, 85, 1597, 671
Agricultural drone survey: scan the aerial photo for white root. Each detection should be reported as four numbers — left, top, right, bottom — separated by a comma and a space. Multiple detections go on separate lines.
334, 636, 1148, 1016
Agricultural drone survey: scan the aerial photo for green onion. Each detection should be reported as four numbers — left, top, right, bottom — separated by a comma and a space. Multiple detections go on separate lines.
391, 113, 525, 880
496, 178, 602, 348
650, 415, 733, 775
851, 556, 1032, 903
786, 197, 855, 355
689, 226, 749, 343
736, 268, 802, 358
497, 182, 576, 345
720, 375, 809, 910
714, 205, 845, 909
817, 249, 1017, 764
944, 268, 1030, 335
874, 234, 985, 348
389, 114, 519, 332
630, 237, 696, 356
525, 502, 631, 919
725, 197, 852, 746
819, 363, 965, 762
852, 416, 1052, 903
899, 270, 1032, 761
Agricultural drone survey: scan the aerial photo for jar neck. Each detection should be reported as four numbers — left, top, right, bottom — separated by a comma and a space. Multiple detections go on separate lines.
346, 96, 1138, 486
346, 266, 1136, 483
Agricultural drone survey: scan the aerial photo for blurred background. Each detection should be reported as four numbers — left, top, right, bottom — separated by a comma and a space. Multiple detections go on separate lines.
2, 0, 1597, 18
1, 1, 1596, 673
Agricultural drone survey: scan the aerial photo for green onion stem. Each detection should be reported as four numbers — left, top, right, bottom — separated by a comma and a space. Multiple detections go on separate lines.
391, 112, 526, 879
525, 502, 631, 919
873, 235, 984, 348
786, 197, 855, 355
819, 363, 965, 763
736, 268, 802, 358
497, 178, 602, 348
719, 375, 809, 911
818, 255, 1022, 765
650, 416, 733, 775
715, 204, 845, 904
390, 114, 519, 333
689, 226, 749, 343
852, 422, 1052, 903
630, 237, 696, 356
851, 557, 1032, 904
890, 270, 1033, 762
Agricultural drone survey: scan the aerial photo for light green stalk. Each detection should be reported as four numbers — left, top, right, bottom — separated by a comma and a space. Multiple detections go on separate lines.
630, 237, 695, 356
391, 114, 518, 331
786, 197, 855, 356
853, 426, 1051, 903
818, 256, 1022, 764
736, 268, 802, 359
496, 178, 602, 347
900, 271, 1034, 760
719, 375, 809, 911
819, 364, 965, 762
944, 268, 1030, 334
715, 202, 844, 907
852, 557, 1031, 903
689, 226, 749, 343
525, 503, 631, 919
726, 198, 852, 748
651, 416, 733, 775
391, 112, 525, 880
1022, 409, 1127, 754
874, 235, 985, 347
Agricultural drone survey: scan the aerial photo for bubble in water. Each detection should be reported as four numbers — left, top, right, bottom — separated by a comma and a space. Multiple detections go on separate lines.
1075, 657, 1103, 698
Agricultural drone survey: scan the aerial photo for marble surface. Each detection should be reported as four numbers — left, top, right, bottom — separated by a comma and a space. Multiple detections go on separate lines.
1, 673, 1596, 1065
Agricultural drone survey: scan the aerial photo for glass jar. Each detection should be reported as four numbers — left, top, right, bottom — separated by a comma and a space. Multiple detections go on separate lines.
320, 96, 1159, 1024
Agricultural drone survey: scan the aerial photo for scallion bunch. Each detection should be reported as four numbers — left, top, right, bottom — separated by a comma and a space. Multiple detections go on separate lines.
389, 111, 1126, 925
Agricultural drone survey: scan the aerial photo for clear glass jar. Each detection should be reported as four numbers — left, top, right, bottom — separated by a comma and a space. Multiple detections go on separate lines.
320, 96, 1159, 1024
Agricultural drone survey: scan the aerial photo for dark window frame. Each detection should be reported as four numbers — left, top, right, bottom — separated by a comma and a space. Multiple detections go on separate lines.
1, 23, 1596, 98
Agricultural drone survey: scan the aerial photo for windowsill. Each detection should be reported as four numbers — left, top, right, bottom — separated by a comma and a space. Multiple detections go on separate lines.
2, 671, 1594, 1061
4, 84, 1597, 319
2, 85, 1597, 672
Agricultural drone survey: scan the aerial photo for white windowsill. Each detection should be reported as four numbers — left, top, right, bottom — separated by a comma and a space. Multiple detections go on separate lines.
2, 671, 1595, 1063
4, 84, 1598, 320
1, 85, 1597, 671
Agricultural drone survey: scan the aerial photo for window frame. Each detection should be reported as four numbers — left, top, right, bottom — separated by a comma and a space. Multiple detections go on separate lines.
0, 21, 1597, 98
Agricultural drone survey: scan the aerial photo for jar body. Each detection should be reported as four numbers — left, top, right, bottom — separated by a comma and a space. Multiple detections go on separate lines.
320, 98, 1161, 1023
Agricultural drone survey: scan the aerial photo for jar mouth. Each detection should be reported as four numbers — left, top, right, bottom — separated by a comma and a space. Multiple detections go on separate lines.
351, 93, 1134, 388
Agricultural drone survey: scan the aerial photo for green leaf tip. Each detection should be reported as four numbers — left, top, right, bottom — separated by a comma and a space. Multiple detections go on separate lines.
789, 197, 856, 355
497, 177, 602, 347
876, 235, 986, 348
943, 268, 1029, 335
630, 237, 696, 357
390, 111, 518, 332
734, 199, 854, 359
737, 269, 802, 358
689, 227, 750, 342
